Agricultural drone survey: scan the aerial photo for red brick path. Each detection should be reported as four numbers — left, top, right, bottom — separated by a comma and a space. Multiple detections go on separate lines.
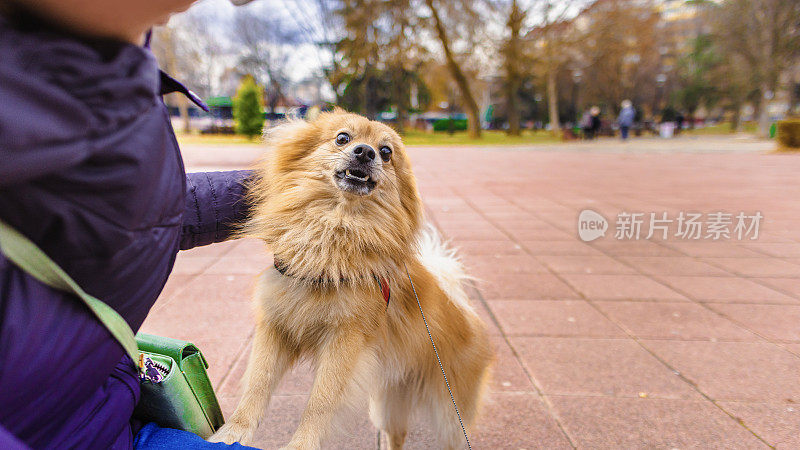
142, 138, 800, 449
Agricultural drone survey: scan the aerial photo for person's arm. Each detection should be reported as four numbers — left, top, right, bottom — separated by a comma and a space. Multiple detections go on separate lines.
180, 170, 253, 250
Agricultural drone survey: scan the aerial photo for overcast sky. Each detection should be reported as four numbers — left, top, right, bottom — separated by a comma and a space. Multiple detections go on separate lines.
166, 0, 591, 89
169, 0, 331, 83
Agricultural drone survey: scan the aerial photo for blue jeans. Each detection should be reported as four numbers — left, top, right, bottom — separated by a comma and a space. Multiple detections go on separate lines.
134, 423, 258, 450
620, 126, 630, 140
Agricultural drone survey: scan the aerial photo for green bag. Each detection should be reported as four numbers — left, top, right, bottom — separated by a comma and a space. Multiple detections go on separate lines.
0, 220, 224, 439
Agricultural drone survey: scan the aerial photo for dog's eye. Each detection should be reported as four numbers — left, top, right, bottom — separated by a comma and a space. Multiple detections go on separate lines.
335, 133, 350, 146
379, 146, 392, 162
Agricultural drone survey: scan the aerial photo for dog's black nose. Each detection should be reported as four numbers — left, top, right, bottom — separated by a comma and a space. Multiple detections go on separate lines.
353, 144, 376, 163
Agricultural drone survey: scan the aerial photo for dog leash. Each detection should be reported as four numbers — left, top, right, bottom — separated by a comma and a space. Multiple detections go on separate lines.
404, 263, 472, 450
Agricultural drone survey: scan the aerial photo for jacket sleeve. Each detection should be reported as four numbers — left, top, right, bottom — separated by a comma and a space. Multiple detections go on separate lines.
0, 425, 30, 450
180, 170, 253, 250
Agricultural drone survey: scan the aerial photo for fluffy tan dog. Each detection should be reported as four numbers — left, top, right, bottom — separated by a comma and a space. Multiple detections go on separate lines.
209, 110, 493, 449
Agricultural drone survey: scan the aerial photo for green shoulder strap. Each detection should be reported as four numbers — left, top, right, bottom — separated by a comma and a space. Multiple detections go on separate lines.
0, 219, 140, 369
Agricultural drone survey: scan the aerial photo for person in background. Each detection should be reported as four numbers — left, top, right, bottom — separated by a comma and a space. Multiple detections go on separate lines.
589, 106, 602, 139
580, 108, 593, 140
675, 111, 685, 135
618, 99, 636, 140
0, 0, 258, 448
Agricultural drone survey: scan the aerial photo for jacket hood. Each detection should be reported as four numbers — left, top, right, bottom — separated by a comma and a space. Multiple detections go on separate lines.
0, 16, 159, 186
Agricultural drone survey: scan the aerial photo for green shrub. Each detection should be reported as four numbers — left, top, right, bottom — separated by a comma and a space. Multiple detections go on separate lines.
777, 119, 800, 149
432, 118, 468, 132
233, 76, 264, 139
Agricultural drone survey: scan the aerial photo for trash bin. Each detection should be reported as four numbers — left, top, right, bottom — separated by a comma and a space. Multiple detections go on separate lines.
659, 122, 675, 138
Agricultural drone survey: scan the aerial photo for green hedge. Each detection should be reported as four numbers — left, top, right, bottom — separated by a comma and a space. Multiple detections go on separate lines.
433, 118, 468, 132
777, 119, 800, 149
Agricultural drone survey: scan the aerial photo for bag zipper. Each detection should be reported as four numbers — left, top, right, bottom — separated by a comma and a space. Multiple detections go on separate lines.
138, 354, 170, 383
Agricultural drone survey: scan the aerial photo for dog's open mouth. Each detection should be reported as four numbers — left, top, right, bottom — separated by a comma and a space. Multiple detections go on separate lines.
335, 168, 377, 195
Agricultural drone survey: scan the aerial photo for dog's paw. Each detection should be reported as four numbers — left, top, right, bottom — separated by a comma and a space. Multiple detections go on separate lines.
208, 422, 255, 446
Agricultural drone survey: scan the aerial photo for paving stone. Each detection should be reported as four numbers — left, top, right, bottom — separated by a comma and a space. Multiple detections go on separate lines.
453, 239, 526, 256
596, 301, 757, 341
718, 401, 800, 448
537, 254, 638, 275
701, 257, 800, 278
643, 340, 800, 402
205, 256, 272, 275
740, 242, 800, 258
657, 276, 797, 303
180, 240, 239, 258
476, 272, 580, 300
707, 304, 800, 341
403, 392, 572, 450
758, 277, 800, 299
486, 336, 536, 393
170, 254, 218, 275
662, 241, 766, 258
621, 256, 729, 276
223, 394, 376, 450
153, 274, 194, 305
559, 274, 687, 301
589, 240, 685, 257
551, 396, 767, 449
490, 300, 625, 337
521, 240, 607, 257
512, 337, 696, 399
461, 254, 551, 277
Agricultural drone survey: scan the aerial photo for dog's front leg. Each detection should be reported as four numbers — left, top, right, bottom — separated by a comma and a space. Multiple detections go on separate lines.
282, 328, 366, 450
210, 324, 294, 445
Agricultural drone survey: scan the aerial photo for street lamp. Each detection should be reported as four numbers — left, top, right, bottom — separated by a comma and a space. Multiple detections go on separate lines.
655, 73, 667, 116
572, 70, 583, 125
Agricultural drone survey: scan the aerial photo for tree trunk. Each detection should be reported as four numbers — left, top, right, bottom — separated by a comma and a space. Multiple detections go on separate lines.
757, 85, 772, 138
393, 68, 407, 134
504, 0, 523, 136
547, 68, 560, 133
426, 0, 481, 139
507, 81, 521, 136
178, 95, 191, 134
730, 104, 742, 133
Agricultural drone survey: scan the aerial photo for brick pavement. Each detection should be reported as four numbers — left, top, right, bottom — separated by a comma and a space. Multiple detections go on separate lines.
141, 136, 800, 449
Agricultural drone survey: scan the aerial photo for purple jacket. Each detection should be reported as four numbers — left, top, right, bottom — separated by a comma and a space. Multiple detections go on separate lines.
0, 16, 251, 449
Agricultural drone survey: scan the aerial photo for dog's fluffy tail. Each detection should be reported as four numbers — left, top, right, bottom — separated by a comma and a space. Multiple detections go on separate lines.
416, 223, 477, 316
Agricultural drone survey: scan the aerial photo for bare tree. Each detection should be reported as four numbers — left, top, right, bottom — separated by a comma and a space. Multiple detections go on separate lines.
530, 0, 584, 134
152, 25, 192, 133
332, 0, 384, 119
501, 0, 526, 135
576, 0, 663, 111
233, 9, 299, 115
424, 0, 484, 139
152, 10, 227, 133
711, 0, 800, 137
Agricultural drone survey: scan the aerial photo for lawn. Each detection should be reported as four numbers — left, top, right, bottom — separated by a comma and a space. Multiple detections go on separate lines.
401, 129, 559, 146
175, 132, 262, 146
174, 122, 758, 148
175, 129, 560, 147
682, 121, 758, 136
